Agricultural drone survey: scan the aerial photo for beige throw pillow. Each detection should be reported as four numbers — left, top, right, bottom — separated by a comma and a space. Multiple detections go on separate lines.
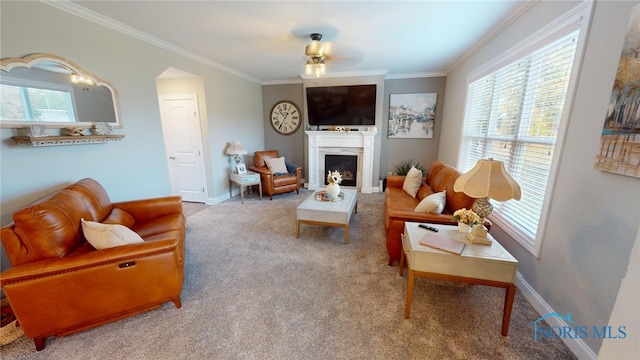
265, 156, 288, 174
402, 166, 423, 198
415, 191, 446, 214
81, 219, 144, 250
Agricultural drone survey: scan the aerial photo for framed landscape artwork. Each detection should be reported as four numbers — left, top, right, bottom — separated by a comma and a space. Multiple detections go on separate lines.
388, 93, 437, 139
594, 3, 640, 179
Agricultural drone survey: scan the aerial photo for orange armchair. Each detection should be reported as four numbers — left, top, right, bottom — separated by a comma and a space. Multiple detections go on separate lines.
248, 150, 302, 200
0, 178, 185, 351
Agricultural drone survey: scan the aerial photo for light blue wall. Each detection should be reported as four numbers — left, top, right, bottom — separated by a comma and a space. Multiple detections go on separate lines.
0, 2, 264, 267
439, 1, 640, 355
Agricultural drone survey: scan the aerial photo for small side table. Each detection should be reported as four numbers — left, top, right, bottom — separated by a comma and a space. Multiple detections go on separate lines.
400, 222, 518, 336
229, 171, 262, 204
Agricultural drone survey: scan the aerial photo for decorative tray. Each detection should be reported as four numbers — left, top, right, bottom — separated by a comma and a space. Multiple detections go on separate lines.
315, 191, 344, 202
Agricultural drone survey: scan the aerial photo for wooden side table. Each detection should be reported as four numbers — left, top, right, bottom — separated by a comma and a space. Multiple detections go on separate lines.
229, 171, 262, 204
400, 222, 518, 336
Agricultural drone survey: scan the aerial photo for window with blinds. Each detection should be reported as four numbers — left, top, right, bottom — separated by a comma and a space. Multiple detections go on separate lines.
459, 23, 582, 255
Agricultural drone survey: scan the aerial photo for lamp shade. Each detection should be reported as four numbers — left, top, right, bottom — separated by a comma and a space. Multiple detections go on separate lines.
453, 159, 521, 201
225, 141, 247, 156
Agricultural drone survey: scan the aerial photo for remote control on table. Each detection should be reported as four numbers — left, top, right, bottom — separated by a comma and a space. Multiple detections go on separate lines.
418, 224, 439, 232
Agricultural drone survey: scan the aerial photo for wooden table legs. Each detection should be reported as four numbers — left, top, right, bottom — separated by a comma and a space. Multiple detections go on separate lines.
404, 268, 517, 336
502, 283, 517, 336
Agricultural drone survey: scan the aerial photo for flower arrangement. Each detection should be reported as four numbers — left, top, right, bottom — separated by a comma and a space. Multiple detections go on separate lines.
452, 208, 480, 226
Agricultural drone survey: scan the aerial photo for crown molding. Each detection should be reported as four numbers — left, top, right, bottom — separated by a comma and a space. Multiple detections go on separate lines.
41, 0, 261, 84
385, 71, 447, 80
447, 0, 539, 73
299, 69, 388, 81
261, 78, 304, 86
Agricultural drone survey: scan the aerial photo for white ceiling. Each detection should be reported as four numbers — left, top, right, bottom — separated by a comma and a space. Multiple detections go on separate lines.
59, 1, 531, 84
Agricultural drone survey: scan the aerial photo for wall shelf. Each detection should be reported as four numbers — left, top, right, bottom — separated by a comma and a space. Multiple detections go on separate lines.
12, 135, 125, 147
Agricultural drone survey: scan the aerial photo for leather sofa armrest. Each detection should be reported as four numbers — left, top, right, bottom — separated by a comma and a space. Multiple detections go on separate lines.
388, 208, 492, 230
0, 239, 178, 285
386, 175, 406, 189
388, 208, 456, 225
112, 196, 183, 223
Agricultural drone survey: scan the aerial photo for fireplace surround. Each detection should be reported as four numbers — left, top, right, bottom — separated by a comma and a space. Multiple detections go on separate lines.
306, 129, 377, 193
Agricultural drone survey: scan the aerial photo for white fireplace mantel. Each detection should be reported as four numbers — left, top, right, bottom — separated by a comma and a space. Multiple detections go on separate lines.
306, 129, 377, 193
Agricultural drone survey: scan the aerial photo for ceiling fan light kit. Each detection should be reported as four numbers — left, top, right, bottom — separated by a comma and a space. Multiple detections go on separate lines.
304, 33, 327, 78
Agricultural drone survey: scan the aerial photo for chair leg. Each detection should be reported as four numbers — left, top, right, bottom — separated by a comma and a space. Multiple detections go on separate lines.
34, 337, 45, 351
388, 256, 396, 266
173, 296, 182, 309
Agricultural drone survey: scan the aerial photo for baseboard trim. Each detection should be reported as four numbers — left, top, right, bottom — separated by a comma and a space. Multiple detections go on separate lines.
515, 272, 598, 360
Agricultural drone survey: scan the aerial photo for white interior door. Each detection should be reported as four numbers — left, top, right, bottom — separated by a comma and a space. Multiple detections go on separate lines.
159, 95, 207, 203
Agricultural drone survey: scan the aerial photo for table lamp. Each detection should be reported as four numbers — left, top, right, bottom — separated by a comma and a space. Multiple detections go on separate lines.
453, 158, 521, 244
225, 141, 247, 172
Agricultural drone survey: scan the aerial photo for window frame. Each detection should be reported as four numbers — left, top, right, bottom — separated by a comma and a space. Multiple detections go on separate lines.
459, 2, 593, 257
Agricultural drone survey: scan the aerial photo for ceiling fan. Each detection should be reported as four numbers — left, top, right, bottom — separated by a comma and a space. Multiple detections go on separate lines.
304, 33, 327, 77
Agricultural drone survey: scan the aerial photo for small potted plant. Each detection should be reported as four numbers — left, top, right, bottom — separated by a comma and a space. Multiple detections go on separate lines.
452, 208, 480, 233
392, 159, 425, 176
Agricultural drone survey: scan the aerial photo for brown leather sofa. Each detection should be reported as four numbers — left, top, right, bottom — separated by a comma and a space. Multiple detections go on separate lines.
249, 150, 302, 200
0, 178, 186, 351
385, 161, 488, 265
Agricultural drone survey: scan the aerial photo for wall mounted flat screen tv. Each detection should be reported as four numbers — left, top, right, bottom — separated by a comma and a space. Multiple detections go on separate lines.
306, 84, 376, 126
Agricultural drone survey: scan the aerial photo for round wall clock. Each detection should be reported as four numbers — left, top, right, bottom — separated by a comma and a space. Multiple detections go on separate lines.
270, 101, 301, 135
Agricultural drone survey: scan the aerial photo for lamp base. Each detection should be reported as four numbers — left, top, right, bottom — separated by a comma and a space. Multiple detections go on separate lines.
466, 225, 492, 245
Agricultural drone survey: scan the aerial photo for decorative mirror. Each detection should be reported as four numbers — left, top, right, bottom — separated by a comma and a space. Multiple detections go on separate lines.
0, 53, 122, 129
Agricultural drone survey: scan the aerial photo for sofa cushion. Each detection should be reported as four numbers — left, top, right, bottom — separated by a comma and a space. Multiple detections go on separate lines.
402, 166, 422, 198
12, 189, 92, 259
67, 178, 113, 221
426, 161, 447, 186
431, 166, 459, 193
131, 213, 186, 239
415, 191, 446, 214
81, 219, 144, 250
102, 208, 136, 228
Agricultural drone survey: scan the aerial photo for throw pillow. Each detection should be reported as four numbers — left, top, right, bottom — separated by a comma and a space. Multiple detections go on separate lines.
414, 191, 446, 214
265, 156, 288, 174
81, 219, 144, 250
402, 165, 423, 198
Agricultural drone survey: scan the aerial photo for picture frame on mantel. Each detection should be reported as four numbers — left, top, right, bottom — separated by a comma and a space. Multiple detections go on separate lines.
593, 3, 640, 179
387, 93, 437, 139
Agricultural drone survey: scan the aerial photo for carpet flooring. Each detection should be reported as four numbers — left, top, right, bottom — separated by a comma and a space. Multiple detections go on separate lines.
0, 189, 576, 359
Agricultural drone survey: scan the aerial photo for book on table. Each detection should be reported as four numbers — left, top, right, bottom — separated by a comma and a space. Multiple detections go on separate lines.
418, 232, 465, 255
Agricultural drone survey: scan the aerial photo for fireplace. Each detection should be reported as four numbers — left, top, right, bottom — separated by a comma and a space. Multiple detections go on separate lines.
305, 129, 378, 193
325, 155, 358, 187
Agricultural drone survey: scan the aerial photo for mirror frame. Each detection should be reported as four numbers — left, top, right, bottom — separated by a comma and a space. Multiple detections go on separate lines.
0, 53, 122, 128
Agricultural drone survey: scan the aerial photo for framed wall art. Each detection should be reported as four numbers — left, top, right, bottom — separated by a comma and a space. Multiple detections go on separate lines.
387, 93, 437, 139
594, 3, 640, 178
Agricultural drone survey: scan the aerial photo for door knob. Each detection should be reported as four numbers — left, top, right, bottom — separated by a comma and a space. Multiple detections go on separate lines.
170, 156, 176, 160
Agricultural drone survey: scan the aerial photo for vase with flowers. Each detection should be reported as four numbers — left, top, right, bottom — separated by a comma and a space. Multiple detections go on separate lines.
452, 208, 480, 233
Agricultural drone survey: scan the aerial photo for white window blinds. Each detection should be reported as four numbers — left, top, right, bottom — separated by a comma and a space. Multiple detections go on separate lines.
460, 29, 580, 248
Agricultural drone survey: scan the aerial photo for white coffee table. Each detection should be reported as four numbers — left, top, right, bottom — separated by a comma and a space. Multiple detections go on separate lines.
400, 222, 518, 336
296, 188, 358, 244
